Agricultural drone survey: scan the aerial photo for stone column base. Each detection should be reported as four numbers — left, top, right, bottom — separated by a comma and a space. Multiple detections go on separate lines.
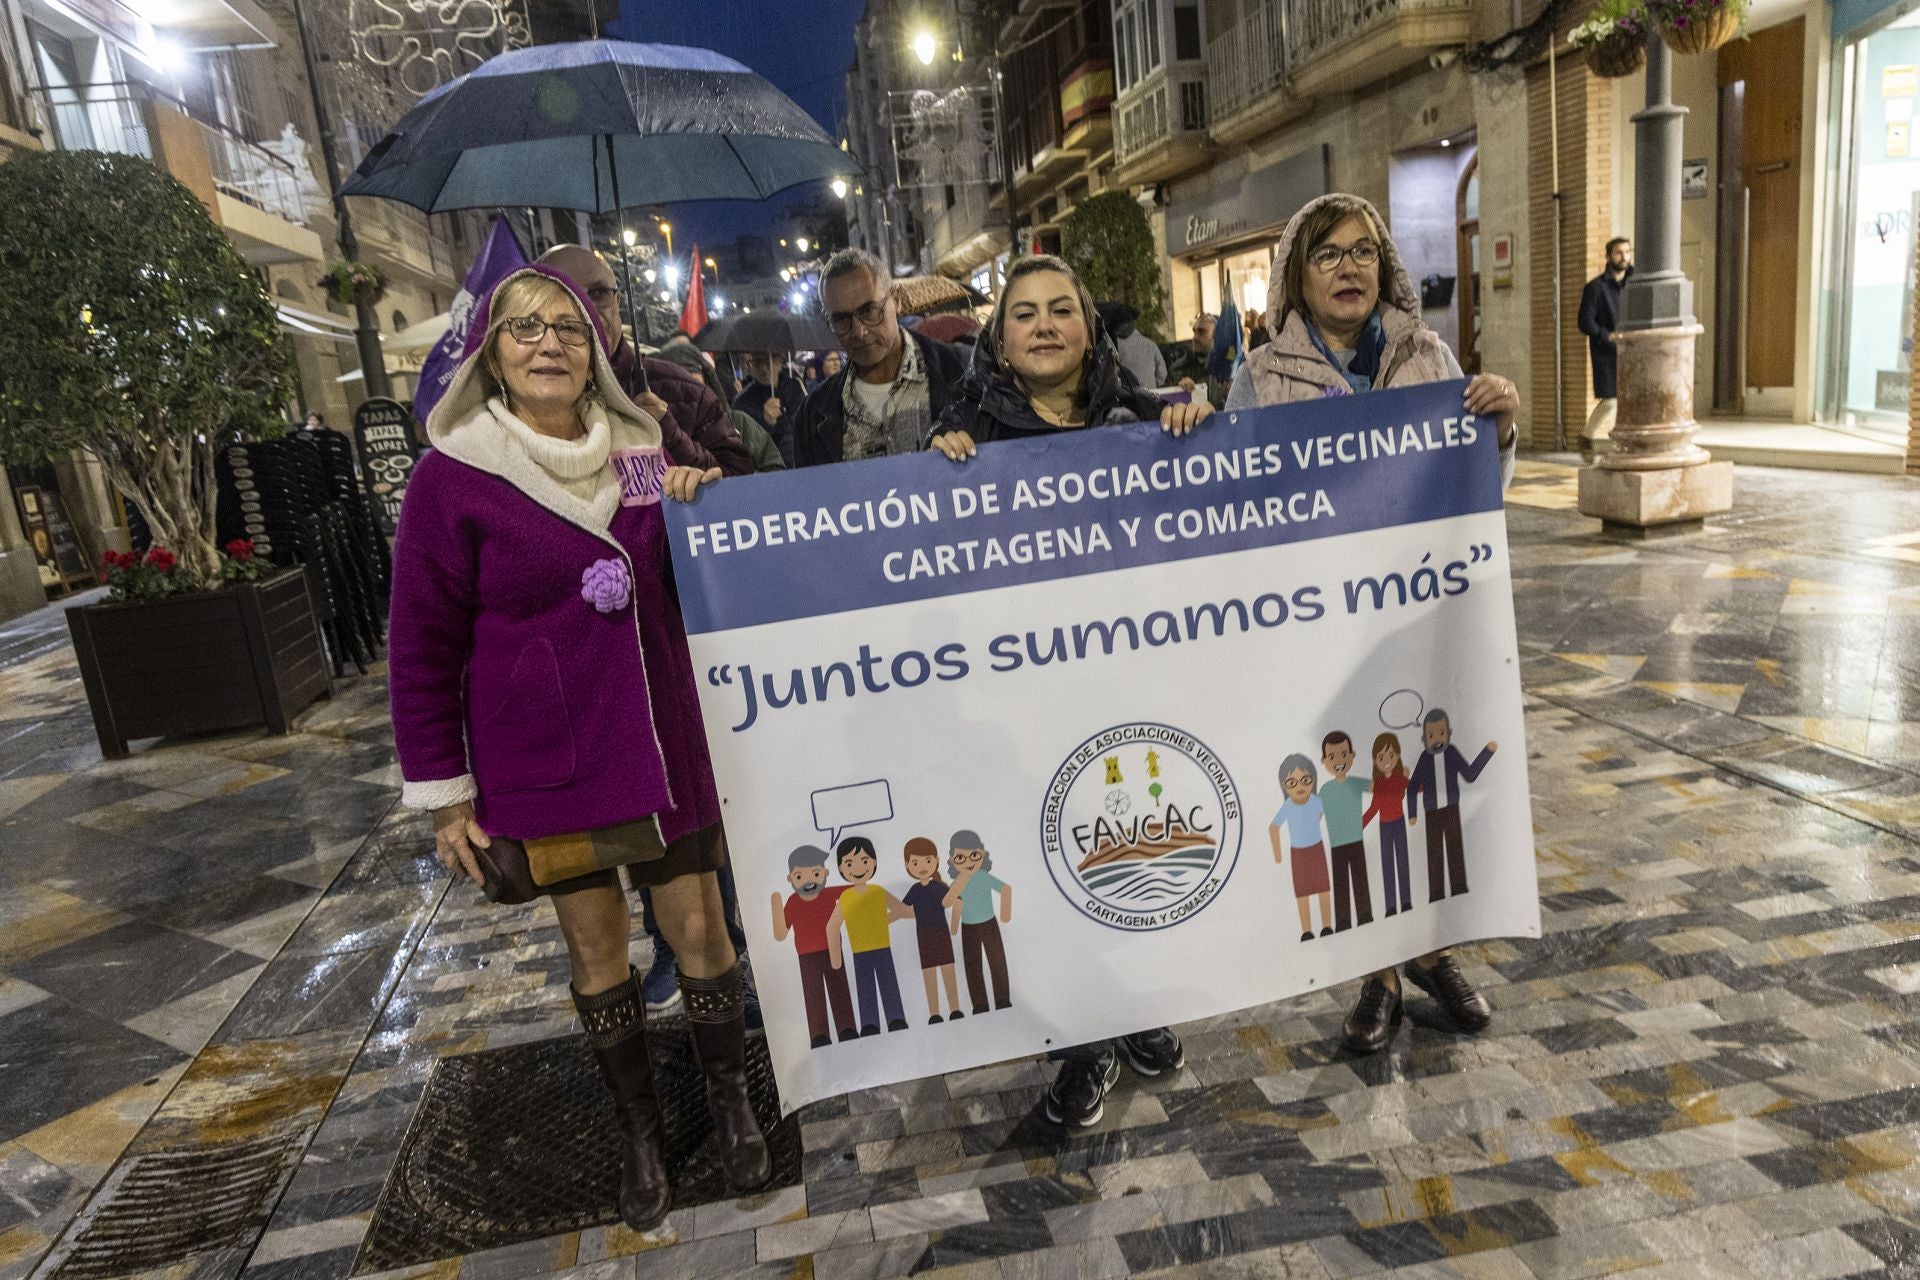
1578, 460, 1733, 532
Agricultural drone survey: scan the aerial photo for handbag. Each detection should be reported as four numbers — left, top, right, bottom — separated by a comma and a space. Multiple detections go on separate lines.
473, 819, 669, 904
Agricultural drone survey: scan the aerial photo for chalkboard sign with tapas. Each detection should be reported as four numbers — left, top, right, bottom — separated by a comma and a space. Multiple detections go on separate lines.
353, 397, 419, 537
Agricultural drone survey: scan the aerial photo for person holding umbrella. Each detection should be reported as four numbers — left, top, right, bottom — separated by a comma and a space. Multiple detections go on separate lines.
732, 352, 809, 469
538, 245, 753, 478
389, 265, 770, 1230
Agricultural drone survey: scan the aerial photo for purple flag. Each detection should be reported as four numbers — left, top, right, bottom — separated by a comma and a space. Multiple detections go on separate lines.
413, 216, 528, 427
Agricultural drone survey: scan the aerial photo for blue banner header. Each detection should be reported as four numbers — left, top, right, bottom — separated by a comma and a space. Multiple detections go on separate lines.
665, 380, 1500, 635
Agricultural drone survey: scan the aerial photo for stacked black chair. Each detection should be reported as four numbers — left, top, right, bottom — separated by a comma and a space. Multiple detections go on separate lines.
289, 427, 392, 603
217, 435, 387, 677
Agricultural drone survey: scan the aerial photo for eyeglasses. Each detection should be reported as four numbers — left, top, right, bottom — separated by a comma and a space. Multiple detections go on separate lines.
826, 296, 890, 336
585, 285, 619, 303
503, 315, 594, 347
1307, 241, 1381, 273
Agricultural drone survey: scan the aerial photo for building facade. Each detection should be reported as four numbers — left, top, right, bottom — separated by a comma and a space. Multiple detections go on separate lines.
0, 0, 479, 624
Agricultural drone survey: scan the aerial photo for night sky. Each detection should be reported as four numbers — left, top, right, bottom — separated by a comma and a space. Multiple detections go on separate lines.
608, 0, 869, 251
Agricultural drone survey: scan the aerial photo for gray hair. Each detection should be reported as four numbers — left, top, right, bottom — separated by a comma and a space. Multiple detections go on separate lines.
1278, 753, 1318, 791
822, 247, 887, 291
947, 830, 991, 878
787, 844, 830, 872
1423, 708, 1450, 728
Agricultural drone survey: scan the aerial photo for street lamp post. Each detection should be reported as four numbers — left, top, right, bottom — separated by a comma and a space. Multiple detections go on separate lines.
287, 0, 391, 401
1577, 32, 1732, 533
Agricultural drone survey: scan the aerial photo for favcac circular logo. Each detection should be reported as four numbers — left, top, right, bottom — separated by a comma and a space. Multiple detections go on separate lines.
1041, 722, 1242, 931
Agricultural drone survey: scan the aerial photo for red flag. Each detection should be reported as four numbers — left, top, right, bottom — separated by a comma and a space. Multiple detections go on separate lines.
678, 243, 706, 336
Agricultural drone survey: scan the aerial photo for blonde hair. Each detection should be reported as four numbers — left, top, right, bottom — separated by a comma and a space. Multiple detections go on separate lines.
481, 274, 594, 393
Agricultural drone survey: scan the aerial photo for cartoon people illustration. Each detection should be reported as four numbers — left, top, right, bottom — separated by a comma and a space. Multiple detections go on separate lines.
901, 837, 964, 1024
770, 845, 859, 1049
825, 836, 914, 1035
1363, 732, 1413, 916
1319, 731, 1374, 932
1269, 754, 1335, 941
1407, 708, 1497, 901
942, 830, 1013, 1014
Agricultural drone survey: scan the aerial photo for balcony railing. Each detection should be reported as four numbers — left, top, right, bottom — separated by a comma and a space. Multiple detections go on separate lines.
34, 82, 308, 225
198, 119, 309, 225
1288, 0, 1405, 71
1113, 66, 1207, 170
1208, 0, 1288, 123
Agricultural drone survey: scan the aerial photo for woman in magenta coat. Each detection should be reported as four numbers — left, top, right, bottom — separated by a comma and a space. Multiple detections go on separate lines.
387, 265, 762, 1230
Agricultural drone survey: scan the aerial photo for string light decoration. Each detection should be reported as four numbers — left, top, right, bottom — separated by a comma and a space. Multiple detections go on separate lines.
345, 1, 533, 100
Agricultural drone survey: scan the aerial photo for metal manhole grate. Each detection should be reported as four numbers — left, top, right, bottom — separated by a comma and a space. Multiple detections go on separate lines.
44, 1137, 294, 1279
353, 1022, 800, 1273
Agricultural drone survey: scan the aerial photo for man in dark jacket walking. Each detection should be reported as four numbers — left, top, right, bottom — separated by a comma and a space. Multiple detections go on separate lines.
792, 249, 969, 465
1577, 237, 1632, 449
538, 246, 753, 477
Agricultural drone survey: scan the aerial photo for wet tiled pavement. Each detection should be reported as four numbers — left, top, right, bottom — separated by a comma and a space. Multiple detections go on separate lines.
5, 459, 1920, 1279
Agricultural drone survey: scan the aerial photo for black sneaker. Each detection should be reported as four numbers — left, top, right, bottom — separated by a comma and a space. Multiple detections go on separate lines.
1044, 1049, 1120, 1128
640, 945, 681, 1014
1405, 953, 1493, 1033
1117, 1028, 1185, 1076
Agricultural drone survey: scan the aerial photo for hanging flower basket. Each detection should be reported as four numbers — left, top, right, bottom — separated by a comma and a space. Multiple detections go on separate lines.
316, 260, 388, 309
1660, 6, 1740, 53
1585, 29, 1647, 78
1646, 0, 1747, 55
1570, 2, 1650, 78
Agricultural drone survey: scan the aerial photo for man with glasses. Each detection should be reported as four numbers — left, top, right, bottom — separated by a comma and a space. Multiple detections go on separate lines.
537, 245, 752, 479
792, 249, 970, 467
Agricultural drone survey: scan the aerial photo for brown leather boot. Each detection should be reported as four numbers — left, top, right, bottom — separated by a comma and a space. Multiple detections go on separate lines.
573, 967, 673, 1231
679, 963, 773, 1191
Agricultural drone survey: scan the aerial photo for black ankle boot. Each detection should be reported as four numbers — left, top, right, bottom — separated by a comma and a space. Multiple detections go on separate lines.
573, 967, 673, 1231
680, 963, 773, 1191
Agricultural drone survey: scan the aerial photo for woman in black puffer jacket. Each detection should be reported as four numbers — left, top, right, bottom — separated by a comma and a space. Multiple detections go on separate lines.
929, 254, 1207, 455
924, 254, 1208, 1130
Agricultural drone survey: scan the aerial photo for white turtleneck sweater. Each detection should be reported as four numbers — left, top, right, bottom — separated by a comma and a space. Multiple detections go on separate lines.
489, 396, 620, 531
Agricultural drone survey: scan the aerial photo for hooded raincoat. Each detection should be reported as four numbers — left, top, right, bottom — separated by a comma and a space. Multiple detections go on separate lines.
386, 266, 720, 849
1224, 194, 1516, 482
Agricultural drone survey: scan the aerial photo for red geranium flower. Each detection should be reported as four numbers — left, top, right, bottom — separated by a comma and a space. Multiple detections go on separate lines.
145, 546, 177, 572
224, 539, 255, 560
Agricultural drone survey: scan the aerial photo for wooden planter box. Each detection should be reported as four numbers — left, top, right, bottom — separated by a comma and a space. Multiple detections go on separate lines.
66, 567, 333, 760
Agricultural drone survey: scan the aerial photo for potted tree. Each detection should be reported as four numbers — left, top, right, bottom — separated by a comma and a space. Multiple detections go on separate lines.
1571, 0, 1650, 78
0, 150, 331, 759
1062, 191, 1170, 340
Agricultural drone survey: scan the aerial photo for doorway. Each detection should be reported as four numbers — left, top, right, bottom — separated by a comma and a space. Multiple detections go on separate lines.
1457, 154, 1482, 375
1714, 17, 1804, 415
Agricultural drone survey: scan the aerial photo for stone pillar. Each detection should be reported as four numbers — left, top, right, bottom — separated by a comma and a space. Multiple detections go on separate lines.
1578, 35, 1732, 533
0, 486, 49, 623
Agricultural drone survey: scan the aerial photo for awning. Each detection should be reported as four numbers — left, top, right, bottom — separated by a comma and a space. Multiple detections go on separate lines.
387, 312, 452, 358
276, 304, 358, 341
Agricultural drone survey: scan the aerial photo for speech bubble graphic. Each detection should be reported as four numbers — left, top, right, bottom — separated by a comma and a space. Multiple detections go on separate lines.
811, 779, 894, 849
1379, 688, 1426, 731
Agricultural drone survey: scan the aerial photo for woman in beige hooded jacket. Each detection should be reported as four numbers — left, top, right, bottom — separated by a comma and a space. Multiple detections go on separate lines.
1228, 193, 1521, 1057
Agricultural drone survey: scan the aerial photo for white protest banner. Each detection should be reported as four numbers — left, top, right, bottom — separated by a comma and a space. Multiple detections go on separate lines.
664, 380, 1539, 1111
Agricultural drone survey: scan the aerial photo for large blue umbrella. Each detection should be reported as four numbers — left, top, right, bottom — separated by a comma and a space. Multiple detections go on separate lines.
338, 40, 848, 213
